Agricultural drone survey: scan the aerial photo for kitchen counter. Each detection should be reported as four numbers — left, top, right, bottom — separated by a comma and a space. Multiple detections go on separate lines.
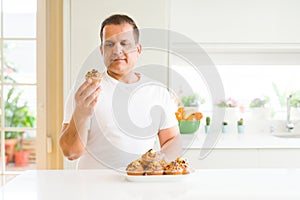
181, 131, 300, 149
1, 169, 300, 200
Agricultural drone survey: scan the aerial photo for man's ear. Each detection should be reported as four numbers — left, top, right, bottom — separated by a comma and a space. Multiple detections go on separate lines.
137, 44, 142, 56
100, 45, 103, 55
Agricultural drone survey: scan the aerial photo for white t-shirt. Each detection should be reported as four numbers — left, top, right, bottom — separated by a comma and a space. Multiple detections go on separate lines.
63, 71, 178, 169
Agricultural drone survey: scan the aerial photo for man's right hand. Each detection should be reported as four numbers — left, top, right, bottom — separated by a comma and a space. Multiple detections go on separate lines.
74, 78, 101, 119
59, 79, 101, 160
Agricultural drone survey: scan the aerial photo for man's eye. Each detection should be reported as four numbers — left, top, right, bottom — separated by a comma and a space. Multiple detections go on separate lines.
121, 42, 130, 46
105, 43, 114, 47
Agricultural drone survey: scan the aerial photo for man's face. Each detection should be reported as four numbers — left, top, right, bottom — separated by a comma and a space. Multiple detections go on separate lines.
100, 23, 141, 79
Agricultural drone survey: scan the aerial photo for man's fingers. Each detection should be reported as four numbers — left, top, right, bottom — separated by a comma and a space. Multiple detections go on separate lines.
77, 81, 100, 100
86, 88, 101, 105
77, 79, 92, 95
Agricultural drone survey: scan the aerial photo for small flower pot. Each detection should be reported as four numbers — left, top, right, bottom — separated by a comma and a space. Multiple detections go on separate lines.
205, 125, 210, 134
5, 138, 18, 163
14, 150, 30, 167
237, 125, 245, 134
222, 125, 228, 133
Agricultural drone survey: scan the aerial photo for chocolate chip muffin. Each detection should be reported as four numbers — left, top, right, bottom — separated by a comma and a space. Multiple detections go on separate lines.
85, 69, 103, 83
144, 160, 164, 175
164, 161, 183, 175
126, 159, 145, 176
175, 157, 190, 174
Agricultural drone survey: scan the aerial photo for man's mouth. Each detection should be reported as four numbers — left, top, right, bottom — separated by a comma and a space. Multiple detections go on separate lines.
112, 58, 126, 62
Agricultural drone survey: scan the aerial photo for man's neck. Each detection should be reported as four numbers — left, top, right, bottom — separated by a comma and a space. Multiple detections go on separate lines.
107, 70, 140, 84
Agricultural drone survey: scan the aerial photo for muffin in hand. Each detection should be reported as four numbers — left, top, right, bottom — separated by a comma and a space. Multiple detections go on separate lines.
85, 69, 103, 83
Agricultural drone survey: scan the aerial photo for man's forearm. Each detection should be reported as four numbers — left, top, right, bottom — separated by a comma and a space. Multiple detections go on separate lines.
59, 114, 90, 160
160, 133, 182, 162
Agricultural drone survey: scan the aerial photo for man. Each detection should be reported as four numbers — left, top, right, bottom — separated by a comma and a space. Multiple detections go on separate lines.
59, 14, 181, 169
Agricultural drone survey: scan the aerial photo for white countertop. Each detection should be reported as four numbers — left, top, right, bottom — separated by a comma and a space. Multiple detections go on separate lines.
181, 131, 300, 149
1, 169, 300, 200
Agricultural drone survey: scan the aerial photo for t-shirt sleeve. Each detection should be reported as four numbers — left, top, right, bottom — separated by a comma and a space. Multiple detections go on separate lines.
159, 89, 178, 130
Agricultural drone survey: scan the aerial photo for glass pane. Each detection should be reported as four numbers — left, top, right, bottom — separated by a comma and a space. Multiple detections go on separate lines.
170, 54, 212, 113
4, 85, 37, 129
3, 40, 36, 84
3, 0, 37, 38
170, 62, 300, 120
216, 65, 300, 120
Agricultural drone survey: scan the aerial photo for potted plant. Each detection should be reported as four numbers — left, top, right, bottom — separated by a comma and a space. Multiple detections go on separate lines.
217, 98, 238, 108
175, 107, 202, 134
217, 98, 239, 121
5, 149, 8, 165
290, 91, 300, 107
205, 116, 210, 134
4, 87, 36, 164
249, 96, 271, 119
249, 97, 269, 108
290, 91, 300, 120
4, 137, 18, 163
222, 121, 228, 133
237, 118, 245, 134
180, 93, 205, 111
14, 132, 30, 167
273, 84, 300, 119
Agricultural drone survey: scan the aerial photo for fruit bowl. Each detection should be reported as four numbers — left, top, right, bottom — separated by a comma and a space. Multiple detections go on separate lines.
178, 120, 200, 134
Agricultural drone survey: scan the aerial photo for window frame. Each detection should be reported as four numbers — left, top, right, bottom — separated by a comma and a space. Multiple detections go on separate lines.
0, 0, 47, 175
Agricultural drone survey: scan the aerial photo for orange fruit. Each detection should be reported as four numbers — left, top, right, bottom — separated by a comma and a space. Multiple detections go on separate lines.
177, 107, 184, 113
195, 112, 203, 120
186, 113, 196, 121
175, 112, 182, 121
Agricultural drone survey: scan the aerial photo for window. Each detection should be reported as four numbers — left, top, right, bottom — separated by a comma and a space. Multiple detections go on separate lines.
0, 0, 37, 173
170, 54, 300, 121
216, 65, 300, 120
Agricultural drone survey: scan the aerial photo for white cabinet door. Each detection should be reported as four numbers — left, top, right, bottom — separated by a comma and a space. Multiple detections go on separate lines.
170, 0, 300, 43
184, 149, 300, 168
183, 149, 259, 168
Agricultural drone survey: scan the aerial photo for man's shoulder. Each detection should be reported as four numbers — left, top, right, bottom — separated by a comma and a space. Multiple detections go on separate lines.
138, 72, 166, 87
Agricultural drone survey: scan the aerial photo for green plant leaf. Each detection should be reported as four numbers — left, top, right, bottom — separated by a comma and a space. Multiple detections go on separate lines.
4, 87, 36, 138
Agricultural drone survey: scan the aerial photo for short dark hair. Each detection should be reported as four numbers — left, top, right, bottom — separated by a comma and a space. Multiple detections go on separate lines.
100, 14, 139, 44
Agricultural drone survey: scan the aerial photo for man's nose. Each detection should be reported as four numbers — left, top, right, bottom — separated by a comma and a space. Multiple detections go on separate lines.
112, 43, 123, 54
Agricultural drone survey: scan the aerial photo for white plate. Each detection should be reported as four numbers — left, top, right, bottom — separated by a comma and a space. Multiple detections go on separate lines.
125, 170, 194, 182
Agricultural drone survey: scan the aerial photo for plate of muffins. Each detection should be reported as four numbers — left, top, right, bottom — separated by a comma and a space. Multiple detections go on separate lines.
125, 149, 194, 182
